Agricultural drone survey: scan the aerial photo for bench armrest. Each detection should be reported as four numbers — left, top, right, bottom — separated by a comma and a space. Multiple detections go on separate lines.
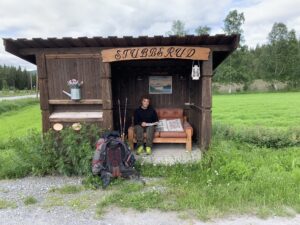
183, 121, 193, 136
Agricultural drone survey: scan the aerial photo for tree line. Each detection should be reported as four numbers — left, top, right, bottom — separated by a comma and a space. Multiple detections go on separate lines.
0, 65, 36, 90
168, 10, 300, 90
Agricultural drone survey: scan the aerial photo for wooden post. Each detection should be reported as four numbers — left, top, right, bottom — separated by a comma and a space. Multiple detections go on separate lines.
199, 52, 213, 150
36, 53, 51, 133
100, 62, 113, 130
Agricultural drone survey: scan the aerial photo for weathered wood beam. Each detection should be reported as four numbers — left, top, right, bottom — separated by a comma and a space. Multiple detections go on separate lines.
48, 99, 103, 105
18, 44, 232, 56
199, 52, 213, 150
36, 52, 51, 132
100, 62, 113, 130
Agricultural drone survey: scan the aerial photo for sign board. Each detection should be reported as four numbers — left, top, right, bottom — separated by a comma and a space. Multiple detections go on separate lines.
101, 46, 210, 62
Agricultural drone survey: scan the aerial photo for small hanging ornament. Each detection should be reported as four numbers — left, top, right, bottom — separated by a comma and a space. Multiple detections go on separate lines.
191, 61, 201, 80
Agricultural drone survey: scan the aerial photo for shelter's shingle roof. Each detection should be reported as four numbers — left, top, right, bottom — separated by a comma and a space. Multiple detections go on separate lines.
3, 34, 239, 69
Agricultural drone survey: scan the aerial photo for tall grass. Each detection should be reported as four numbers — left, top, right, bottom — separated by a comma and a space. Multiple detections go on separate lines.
0, 98, 39, 115
212, 122, 300, 148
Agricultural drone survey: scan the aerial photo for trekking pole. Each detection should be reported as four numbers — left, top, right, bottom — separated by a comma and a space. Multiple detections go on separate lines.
122, 97, 128, 141
118, 99, 123, 138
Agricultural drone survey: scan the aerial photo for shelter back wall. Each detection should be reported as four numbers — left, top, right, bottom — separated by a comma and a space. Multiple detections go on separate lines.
111, 59, 200, 141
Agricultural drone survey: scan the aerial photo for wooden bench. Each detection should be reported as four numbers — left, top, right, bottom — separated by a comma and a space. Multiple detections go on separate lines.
128, 108, 193, 151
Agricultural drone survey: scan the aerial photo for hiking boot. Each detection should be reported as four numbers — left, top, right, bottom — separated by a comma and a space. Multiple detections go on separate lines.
136, 145, 144, 155
146, 146, 152, 155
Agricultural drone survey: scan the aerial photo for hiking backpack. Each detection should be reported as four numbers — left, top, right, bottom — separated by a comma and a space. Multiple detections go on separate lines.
92, 131, 138, 187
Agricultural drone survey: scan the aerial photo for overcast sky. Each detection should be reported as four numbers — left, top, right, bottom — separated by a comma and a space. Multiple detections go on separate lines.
0, 0, 299, 70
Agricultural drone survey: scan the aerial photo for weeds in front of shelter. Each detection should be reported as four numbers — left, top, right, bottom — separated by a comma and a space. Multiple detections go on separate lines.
95, 134, 300, 220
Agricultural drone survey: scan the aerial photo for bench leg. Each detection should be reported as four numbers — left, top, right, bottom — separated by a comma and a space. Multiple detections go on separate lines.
186, 129, 192, 152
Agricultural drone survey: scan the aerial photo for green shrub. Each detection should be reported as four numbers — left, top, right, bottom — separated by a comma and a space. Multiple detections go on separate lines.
0, 149, 32, 179
0, 124, 105, 179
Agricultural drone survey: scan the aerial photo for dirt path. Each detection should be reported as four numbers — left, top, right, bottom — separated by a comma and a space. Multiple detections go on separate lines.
0, 176, 299, 225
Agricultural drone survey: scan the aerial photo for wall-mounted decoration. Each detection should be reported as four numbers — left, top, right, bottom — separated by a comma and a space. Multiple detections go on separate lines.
149, 76, 172, 94
62, 78, 83, 100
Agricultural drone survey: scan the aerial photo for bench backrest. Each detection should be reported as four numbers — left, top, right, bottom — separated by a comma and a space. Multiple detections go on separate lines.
156, 108, 184, 121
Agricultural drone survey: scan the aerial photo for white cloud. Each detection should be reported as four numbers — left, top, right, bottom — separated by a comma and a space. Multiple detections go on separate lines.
235, 0, 300, 47
0, 0, 300, 69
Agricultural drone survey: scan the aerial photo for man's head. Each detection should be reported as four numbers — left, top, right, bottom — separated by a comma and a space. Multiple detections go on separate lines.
140, 95, 151, 109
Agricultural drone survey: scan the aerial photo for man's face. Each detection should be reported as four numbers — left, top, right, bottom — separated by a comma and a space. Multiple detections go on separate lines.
141, 98, 150, 108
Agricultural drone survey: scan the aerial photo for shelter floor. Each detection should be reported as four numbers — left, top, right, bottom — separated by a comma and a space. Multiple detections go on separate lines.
134, 143, 202, 165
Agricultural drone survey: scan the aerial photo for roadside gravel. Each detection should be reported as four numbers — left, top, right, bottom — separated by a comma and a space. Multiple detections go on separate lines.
0, 176, 299, 225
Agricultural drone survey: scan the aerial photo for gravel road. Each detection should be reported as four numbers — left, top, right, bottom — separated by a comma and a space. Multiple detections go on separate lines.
0, 176, 299, 225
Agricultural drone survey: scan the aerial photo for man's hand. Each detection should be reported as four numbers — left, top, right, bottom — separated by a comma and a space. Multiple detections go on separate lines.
141, 122, 147, 127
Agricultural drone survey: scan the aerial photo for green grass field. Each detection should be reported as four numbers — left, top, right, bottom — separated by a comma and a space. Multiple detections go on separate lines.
213, 92, 300, 130
0, 92, 299, 220
0, 103, 41, 141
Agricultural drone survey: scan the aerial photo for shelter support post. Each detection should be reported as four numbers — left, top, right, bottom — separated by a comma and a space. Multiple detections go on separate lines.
36, 53, 51, 133
100, 62, 113, 130
199, 53, 213, 150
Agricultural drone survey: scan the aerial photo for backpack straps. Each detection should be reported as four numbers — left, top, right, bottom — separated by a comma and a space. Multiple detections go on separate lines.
92, 140, 108, 175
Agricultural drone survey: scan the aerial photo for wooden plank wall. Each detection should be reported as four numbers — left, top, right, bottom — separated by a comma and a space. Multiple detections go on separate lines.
46, 56, 102, 100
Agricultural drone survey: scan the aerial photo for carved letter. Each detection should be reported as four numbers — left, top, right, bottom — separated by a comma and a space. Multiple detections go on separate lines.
115, 50, 121, 60
130, 49, 139, 58
149, 48, 157, 57
165, 47, 175, 57
140, 48, 148, 58
175, 48, 186, 57
123, 49, 130, 58
157, 47, 163, 57
186, 48, 196, 57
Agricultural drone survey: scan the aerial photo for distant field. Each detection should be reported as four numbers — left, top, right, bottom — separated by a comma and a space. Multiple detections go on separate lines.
213, 92, 300, 130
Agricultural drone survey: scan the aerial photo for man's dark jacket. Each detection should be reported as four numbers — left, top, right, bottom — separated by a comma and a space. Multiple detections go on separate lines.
134, 106, 158, 126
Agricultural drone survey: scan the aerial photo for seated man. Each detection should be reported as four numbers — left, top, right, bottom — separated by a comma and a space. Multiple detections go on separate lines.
134, 95, 158, 155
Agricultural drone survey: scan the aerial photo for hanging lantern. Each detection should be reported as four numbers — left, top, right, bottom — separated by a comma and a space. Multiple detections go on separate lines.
191, 61, 201, 80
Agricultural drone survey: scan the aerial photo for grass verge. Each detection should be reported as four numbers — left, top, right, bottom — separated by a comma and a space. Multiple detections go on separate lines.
0, 98, 39, 115
0, 199, 17, 209
23, 196, 38, 205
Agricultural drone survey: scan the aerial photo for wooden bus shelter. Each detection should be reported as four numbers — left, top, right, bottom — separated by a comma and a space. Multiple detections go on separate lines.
4, 35, 239, 150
